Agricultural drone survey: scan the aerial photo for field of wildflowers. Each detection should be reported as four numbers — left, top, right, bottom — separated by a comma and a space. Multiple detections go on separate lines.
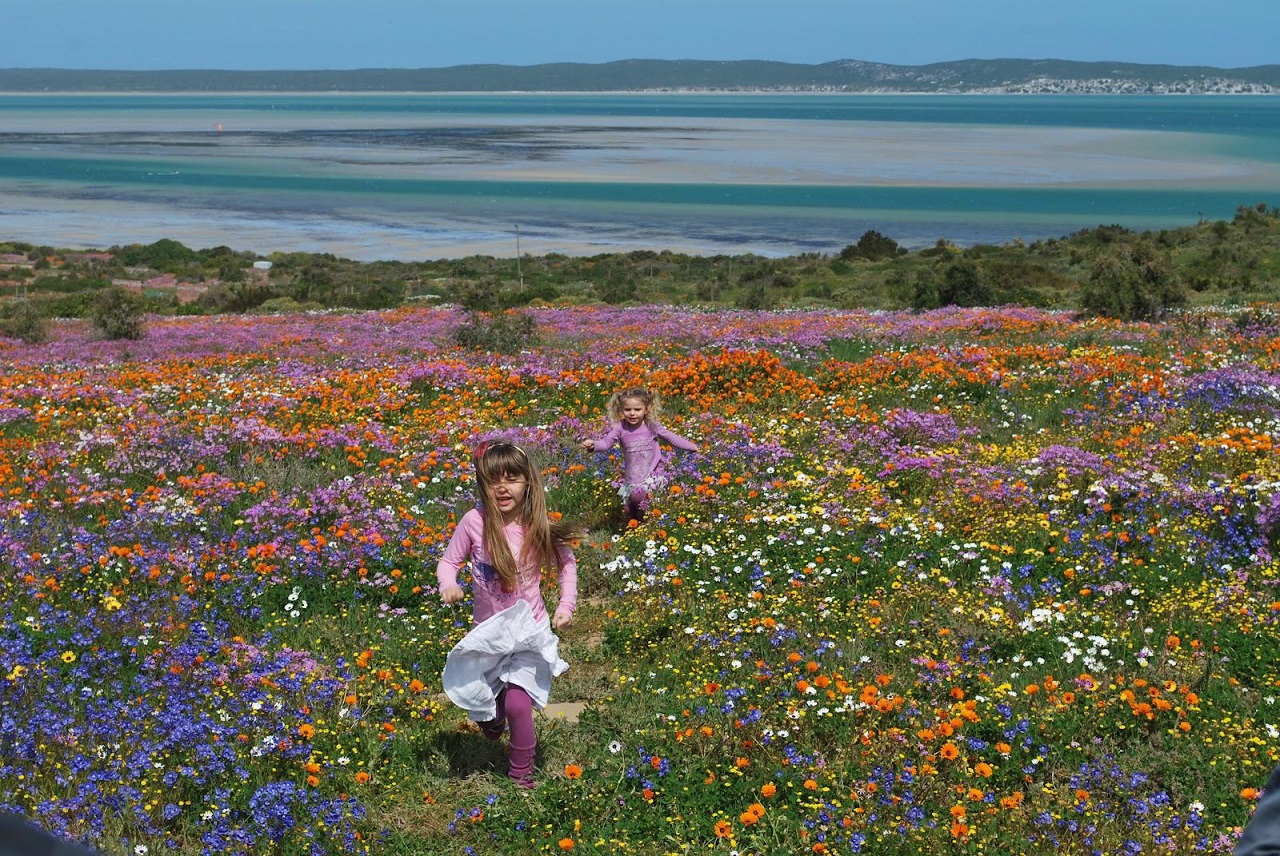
2, 303, 1279, 855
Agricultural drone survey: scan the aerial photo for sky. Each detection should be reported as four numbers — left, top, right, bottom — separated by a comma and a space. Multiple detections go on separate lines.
5, 0, 1276, 71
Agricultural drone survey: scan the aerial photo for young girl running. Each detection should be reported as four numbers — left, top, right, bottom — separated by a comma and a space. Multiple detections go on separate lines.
437, 440, 579, 788
579, 387, 698, 523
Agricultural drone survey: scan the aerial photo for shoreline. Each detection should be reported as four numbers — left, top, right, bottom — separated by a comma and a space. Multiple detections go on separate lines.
2, 88, 1278, 97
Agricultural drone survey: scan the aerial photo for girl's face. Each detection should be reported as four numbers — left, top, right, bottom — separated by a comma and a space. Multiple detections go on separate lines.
620, 397, 648, 426
486, 471, 528, 522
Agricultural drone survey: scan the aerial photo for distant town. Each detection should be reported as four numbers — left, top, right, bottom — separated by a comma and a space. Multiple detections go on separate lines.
1, 58, 1276, 94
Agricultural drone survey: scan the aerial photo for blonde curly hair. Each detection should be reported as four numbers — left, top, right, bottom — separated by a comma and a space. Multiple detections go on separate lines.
607, 387, 661, 424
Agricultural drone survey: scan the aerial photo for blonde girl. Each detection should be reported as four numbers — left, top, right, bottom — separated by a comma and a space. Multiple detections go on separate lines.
579, 387, 698, 523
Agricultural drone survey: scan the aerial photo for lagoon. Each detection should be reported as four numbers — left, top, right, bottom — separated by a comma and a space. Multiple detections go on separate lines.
1, 93, 1278, 259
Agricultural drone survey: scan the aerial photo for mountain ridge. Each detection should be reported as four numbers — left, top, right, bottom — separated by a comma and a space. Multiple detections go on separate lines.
2, 58, 1278, 93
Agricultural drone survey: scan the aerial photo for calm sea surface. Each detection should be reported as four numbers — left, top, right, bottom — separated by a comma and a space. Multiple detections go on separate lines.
1, 93, 1277, 259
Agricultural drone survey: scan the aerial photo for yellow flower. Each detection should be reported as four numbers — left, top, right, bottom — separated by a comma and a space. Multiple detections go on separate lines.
60, 651, 76, 663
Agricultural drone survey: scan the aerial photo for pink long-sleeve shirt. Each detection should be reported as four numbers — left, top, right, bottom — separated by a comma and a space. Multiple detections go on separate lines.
436, 508, 577, 626
588, 420, 697, 490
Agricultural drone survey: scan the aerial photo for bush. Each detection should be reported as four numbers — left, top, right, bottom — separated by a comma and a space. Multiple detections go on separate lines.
2, 300, 50, 344
734, 282, 776, 310
938, 260, 992, 307
839, 229, 906, 261
90, 286, 147, 340
1080, 242, 1187, 321
452, 310, 540, 353
114, 238, 198, 269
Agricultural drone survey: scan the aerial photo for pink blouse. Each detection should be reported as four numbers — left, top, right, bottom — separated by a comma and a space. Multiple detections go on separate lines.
588, 420, 697, 489
436, 508, 577, 626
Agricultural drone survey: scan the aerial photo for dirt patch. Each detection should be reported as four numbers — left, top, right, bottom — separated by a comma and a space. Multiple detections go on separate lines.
540, 701, 588, 724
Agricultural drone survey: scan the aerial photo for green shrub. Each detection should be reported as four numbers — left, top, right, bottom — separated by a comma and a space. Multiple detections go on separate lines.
1080, 242, 1186, 321
452, 310, 540, 353
2, 300, 49, 344
839, 229, 905, 261
90, 286, 147, 340
938, 259, 992, 307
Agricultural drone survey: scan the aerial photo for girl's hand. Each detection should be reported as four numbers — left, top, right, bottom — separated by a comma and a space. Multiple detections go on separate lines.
440, 584, 464, 605
552, 610, 573, 631
579, 439, 593, 451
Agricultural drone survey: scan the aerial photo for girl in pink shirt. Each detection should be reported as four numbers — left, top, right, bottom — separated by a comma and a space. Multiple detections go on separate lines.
580, 387, 699, 524
437, 440, 579, 787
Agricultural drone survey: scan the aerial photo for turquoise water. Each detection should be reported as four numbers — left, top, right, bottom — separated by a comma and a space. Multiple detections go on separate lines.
1, 94, 1277, 258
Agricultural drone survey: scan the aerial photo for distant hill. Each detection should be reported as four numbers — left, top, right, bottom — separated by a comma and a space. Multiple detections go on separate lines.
2, 59, 1278, 93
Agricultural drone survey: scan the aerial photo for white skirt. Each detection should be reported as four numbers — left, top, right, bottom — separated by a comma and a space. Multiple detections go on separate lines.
441, 600, 568, 722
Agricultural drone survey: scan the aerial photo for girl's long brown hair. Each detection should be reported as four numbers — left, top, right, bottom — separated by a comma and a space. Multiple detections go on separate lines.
474, 441, 580, 593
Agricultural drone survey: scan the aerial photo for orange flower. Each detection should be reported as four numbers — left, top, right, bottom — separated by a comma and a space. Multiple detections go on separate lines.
564, 764, 583, 780
746, 803, 766, 819
558, 838, 574, 851
973, 762, 993, 778
714, 820, 733, 838
739, 810, 759, 826
803, 778, 818, 790
761, 782, 777, 798
939, 741, 960, 760
354, 771, 370, 784
735, 757, 750, 769
297, 723, 316, 740
1243, 787, 1262, 800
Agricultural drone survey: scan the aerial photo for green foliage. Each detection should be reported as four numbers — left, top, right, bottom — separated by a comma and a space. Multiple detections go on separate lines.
596, 278, 638, 304
27, 274, 111, 295
114, 238, 199, 269
938, 259, 992, 307
13, 201, 1280, 319
199, 281, 278, 314
1081, 242, 1187, 320
839, 229, 905, 261
451, 310, 540, 353
1, 300, 50, 344
734, 281, 776, 310
89, 286, 147, 340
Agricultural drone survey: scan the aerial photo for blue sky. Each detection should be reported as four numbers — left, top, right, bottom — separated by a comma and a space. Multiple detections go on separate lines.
7, 0, 1276, 70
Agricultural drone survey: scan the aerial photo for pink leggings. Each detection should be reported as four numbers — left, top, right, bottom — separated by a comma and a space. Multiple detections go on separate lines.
626, 489, 649, 522
481, 684, 536, 782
